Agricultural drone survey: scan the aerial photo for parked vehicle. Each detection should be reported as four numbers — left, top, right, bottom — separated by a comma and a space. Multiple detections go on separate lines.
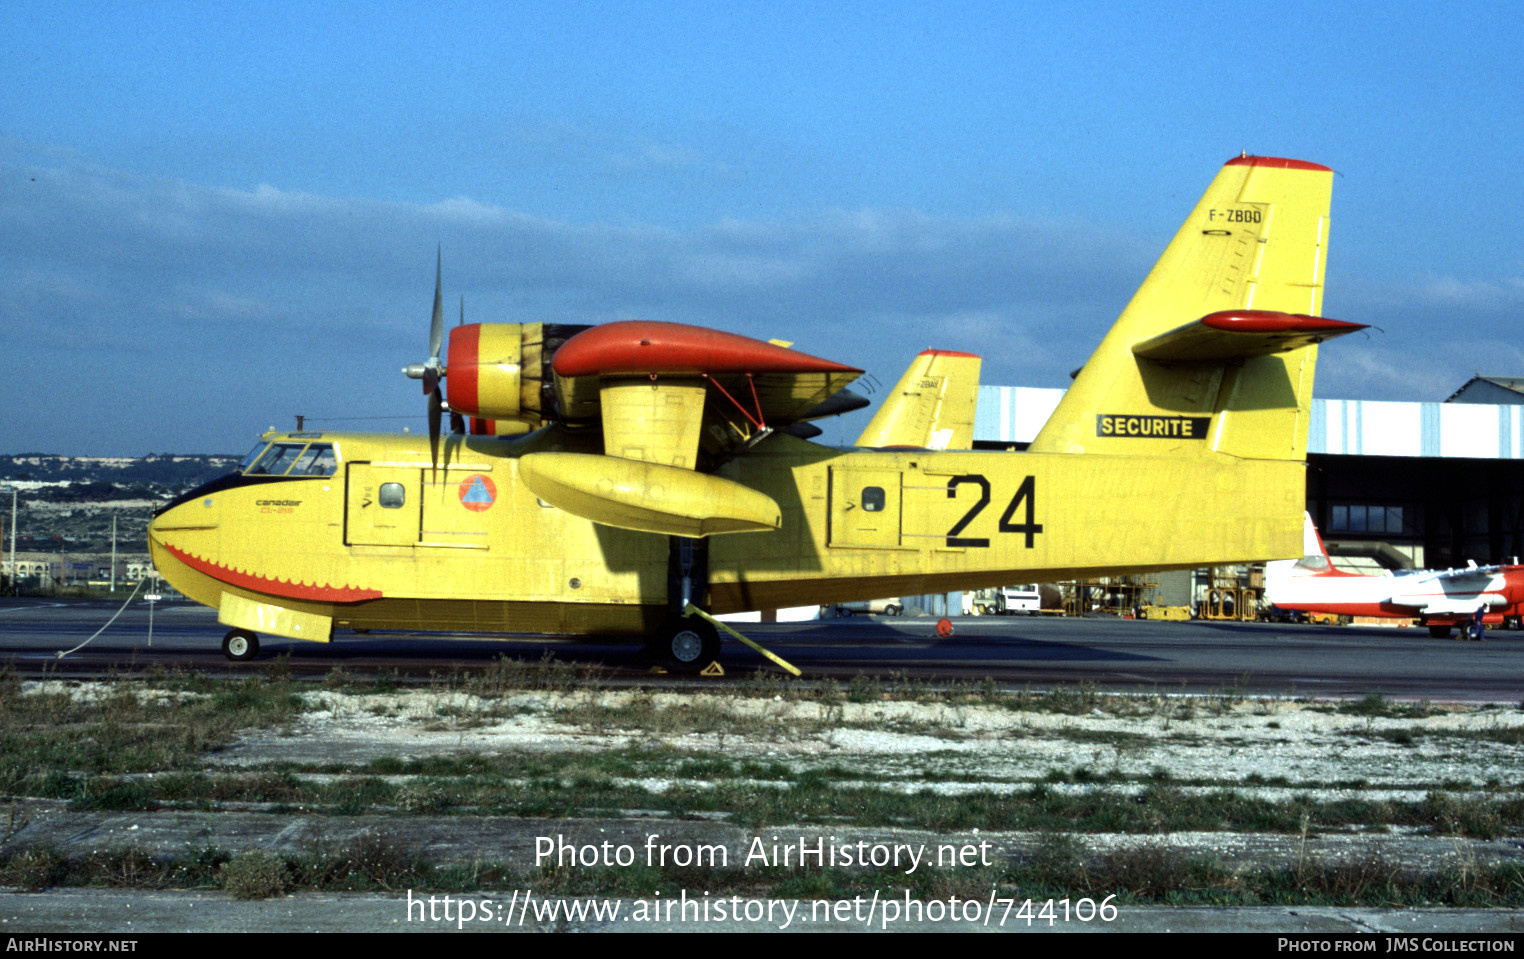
969, 585, 1041, 615
834, 598, 904, 617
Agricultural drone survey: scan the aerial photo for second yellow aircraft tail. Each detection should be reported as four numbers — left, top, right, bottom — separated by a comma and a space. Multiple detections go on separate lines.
855, 349, 982, 450
1027, 155, 1363, 462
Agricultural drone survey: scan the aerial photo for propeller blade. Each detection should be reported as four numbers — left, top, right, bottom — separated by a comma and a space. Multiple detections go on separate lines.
428, 386, 442, 470
430, 248, 444, 362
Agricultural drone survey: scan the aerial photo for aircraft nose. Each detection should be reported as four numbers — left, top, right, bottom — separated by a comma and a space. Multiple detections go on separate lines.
146, 501, 184, 544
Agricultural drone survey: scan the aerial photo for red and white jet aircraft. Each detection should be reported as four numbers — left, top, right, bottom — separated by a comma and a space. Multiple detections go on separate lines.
1265, 514, 1524, 639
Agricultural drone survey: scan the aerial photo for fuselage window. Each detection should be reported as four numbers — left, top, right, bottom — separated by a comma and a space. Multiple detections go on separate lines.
862, 486, 886, 512
379, 483, 406, 509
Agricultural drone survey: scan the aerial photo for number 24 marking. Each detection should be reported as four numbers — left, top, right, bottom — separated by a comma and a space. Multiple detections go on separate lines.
945, 474, 1042, 548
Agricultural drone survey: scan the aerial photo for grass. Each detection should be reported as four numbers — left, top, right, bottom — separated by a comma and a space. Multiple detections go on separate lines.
0, 668, 304, 808
0, 665, 1518, 839
17, 757, 1517, 837
4, 834, 1522, 907
0, 666, 1519, 905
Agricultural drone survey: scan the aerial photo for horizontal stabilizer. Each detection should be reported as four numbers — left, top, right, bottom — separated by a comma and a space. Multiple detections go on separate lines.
1132, 311, 1367, 363
519, 452, 781, 538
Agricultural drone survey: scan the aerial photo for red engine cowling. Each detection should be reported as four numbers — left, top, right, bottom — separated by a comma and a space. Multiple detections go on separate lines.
445, 322, 588, 432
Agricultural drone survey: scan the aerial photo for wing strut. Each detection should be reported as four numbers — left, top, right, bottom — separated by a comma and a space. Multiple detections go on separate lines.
704, 372, 768, 430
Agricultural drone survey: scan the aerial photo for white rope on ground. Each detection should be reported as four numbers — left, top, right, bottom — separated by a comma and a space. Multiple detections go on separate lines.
57, 578, 145, 658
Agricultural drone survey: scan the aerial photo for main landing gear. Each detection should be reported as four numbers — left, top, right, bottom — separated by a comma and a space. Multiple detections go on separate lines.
649, 616, 721, 673
1428, 622, 1487, 641
222, 628, 260, 662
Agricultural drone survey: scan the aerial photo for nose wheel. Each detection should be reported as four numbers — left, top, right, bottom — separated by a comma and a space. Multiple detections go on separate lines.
222, 629, 260, 662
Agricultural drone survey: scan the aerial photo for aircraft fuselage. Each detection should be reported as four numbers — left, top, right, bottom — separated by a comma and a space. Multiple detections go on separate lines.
148, 426, 1303, 642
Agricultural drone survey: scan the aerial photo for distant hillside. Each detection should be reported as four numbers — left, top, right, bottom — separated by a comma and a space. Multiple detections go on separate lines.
0, 453, 241, 555
0, 453, 239, 486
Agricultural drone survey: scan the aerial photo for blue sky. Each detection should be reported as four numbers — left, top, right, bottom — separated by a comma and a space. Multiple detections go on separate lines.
3, 1, 1521, 455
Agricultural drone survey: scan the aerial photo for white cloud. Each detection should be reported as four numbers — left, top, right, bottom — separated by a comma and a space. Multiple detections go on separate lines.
1415, 275, 1524, 310
174, 286, 273, 322
3, 141, 1513, 453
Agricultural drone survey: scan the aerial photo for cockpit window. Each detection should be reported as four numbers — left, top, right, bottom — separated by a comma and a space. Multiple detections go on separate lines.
245, 442, 338, 477
246, 444, 307, 476
238, 442, 269, 471
290, 444, 337, 476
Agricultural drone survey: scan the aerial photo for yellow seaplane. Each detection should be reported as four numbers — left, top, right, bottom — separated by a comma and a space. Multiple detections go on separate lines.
149, 155, 1364, 668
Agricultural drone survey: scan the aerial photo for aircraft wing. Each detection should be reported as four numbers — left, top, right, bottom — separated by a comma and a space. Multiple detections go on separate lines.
513, 321, 864, 537
550, 321, 863, 463
1401, 565, 1518, 615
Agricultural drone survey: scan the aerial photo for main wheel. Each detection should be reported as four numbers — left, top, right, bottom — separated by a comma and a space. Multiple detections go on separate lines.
222, 629, 259, 662
654, 618, 720, 673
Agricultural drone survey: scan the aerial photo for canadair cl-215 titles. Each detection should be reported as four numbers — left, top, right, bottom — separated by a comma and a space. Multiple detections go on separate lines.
149, 155, 1366, 668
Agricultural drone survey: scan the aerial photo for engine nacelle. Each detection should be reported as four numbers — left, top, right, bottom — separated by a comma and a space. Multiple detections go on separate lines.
446, 322, 589, 428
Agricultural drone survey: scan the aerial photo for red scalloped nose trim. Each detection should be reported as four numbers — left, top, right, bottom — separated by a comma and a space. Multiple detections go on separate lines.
552, 321, 861, 377
162, 543, 382, 603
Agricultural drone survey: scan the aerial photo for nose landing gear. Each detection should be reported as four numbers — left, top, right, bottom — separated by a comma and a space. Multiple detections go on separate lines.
222, 629, 260, 661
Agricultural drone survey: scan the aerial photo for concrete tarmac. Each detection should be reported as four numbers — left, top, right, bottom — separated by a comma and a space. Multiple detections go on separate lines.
4, 598, 1524, 699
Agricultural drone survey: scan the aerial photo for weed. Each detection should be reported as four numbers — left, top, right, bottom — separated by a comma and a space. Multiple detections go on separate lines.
1424, 792, 1504, 839
221, 849, 290, 900
1089, 844, 1203, 898
1042, 683, 1101, 715
847, 674, 883, 704
294, 833, 431, 892
0, 847, 66, 891
1293, 852, 1405, 904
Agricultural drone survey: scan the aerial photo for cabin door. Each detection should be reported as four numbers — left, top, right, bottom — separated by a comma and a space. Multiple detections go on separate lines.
345, 464, 420, 547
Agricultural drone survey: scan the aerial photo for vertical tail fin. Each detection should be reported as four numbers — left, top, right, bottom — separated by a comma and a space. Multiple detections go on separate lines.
856, 350, 982, 450
1028, 156, 1363, 461
1298, 511, 1333, 570
1266, 513, 1347, 602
